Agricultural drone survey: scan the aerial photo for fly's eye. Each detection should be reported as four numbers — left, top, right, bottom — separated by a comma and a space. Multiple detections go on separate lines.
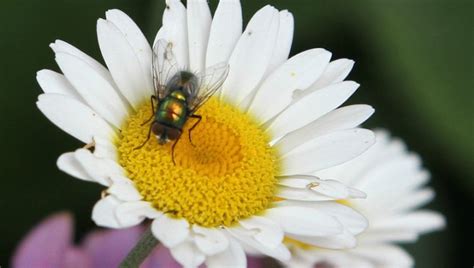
152, 122, 165, 136
167, 128, 181, 140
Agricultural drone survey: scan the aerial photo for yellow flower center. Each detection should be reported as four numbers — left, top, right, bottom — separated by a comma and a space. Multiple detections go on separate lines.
117, 98, 278, 227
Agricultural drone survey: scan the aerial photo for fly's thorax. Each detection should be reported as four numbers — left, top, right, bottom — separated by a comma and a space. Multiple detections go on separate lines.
155, 94, 189, 129
166, 71, 199, 95
169, 90, 187, 101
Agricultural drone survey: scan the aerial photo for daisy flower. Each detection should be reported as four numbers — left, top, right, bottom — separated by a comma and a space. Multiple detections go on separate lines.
12, 212, 266, 268
12, 213, 173, 268
36, 0, 375, 266
286, 131, 446, 268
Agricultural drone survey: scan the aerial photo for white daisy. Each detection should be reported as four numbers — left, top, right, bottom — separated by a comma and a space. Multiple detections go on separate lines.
36, 0, 376, 267
286, 131, 446, 268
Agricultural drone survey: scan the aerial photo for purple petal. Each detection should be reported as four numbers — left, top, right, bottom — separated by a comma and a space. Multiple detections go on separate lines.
12, 212, 74, 268
82, 225, 144, 268
247, 256, 265, 268
142, 244, 181, 268
63, 248, 92, 268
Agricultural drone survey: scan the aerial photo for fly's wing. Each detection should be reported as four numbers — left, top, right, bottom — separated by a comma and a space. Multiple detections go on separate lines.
152, 39, 179, 100
188, 63, 230, 113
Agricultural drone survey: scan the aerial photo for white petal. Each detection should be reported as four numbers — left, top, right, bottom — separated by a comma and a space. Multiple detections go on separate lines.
97, 19, 152, 109
309, 252, 373, 268
350, 244, 414, 267
73, 148, 124, 186
288, 229, 357, 249
205, 0, 242, 68
55, 52, 129, 128
278, 186, 366, 202
192, 226, 229, 255
248, 48, 331, 122
348, 188, 368, 199
267, 81, 360, 139
387, 169, 430, 194
156, 0, 188, 68
93, 135, 118, 161
265, 10, 294, 75
206, 237, 246, 268
265, 206, 342, 237
57, 152, 93, 182
389, 188, 434, 212
275, 105, 374, 155
276, 187, 335, 202
358, 230, 419, 244
310, 180, 358, 200
237, 243, 260, 255
187, 0, 211, 73
239, 216, 284, 249
107, 182, 142, 201
305, 58, 355, 94
356, 154, 423, 193
319, 132, 410, 187
280, 128, 375, 175
92, 195, 122, 228
221, 5, 279, 105
151, 214, 190, 248
36, 70, 80, 99
227, 228, 291, 262
277, 176, 366, 201
154, 27, 165, 42
277, 177, 316, 188
105, 10, 153, 92
310, 202, 368, 235
371, 210, 445, 234
115, 201, 160, 227
50, 40, 117, 87
37, 94, 115, 143
170, 240, 206, 268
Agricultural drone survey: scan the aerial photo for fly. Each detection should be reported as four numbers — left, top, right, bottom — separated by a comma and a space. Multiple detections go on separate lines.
136, 39, 229, 165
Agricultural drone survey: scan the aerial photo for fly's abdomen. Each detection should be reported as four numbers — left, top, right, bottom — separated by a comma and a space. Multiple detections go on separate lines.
156, 96, 188, 129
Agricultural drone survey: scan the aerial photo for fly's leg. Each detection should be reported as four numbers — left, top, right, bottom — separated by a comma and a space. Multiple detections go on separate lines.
134, 122, 154, 150
141, 95, 158, 126
171, 134, 182, 165
188, 114, 202, 147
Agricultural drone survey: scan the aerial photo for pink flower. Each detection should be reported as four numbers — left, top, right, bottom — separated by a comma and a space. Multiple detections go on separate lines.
12, 212, 179, 268
12, 212, 265, 268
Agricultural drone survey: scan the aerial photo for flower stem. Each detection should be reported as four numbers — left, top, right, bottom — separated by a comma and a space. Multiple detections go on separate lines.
119, 226, 158, 268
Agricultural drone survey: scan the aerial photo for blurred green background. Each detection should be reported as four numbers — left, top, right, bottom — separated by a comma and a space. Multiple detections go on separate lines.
0, 0, 472, 267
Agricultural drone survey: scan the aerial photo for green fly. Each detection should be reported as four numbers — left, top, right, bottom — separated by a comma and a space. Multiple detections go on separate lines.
137, 39, 229, 164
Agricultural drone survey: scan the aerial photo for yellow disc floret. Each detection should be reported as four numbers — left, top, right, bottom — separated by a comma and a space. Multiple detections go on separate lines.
117, 98, 278, 227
